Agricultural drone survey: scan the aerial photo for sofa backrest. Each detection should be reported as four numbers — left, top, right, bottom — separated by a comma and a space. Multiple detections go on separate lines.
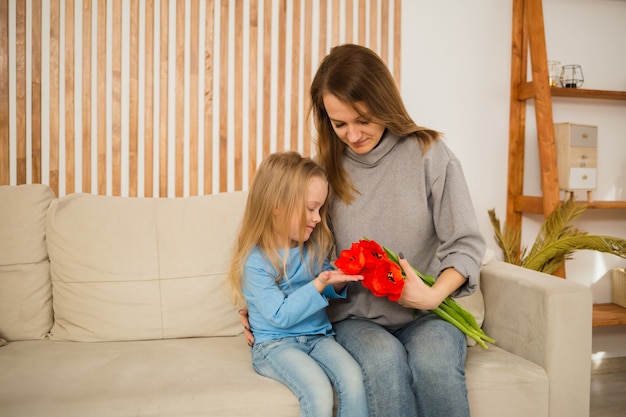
0, 184, 56, 341
46, 191, 248, 342
1, 185, 487, 345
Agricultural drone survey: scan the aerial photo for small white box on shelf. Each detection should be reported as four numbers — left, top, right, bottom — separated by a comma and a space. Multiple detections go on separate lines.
612, 268, 626, 309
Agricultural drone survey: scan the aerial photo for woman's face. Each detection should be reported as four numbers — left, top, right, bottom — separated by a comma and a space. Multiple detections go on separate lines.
322, 93, 385, 155
288, 175, 328, 246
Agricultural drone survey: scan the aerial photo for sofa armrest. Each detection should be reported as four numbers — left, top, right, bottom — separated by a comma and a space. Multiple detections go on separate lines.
480, 260, 592, 417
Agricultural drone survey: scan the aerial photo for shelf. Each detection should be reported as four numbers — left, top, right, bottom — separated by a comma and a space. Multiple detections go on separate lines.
593, 303, 626, 327
514, 196, 626, 215
550, 87, 626, 101
516, 84, 626, 101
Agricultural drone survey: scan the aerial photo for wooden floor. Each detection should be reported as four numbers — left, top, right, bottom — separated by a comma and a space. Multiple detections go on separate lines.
590, 357, 626, 417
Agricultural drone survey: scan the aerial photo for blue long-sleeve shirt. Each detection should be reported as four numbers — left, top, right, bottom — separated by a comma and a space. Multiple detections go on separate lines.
243, 246, 346, 344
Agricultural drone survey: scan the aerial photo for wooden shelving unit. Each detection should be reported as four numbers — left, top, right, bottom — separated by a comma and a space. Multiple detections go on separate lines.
506, 0, 626, 282
508, 1, 626, 328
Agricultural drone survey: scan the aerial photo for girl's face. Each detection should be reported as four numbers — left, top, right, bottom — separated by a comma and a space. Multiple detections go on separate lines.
322, 93, 386, 155
288, 175, 328, 246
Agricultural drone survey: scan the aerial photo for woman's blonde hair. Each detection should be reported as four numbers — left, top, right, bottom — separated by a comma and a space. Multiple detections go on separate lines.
309, 43, 441, 204
227, 151, 333, 306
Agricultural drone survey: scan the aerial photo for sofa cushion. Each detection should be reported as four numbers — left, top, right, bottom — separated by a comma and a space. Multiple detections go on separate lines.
47, 192, 248, 342
465, 344, 549, 417
0, 184, 56, 341
0, 337, 298, 417
0, 338, 549, 417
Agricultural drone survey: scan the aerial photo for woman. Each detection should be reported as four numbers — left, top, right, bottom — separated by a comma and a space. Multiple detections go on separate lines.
310, 43, 486, 417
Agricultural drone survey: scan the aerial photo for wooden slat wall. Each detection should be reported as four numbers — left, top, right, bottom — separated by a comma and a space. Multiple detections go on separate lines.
0, 0, 401, 197
0, 0, 7, 185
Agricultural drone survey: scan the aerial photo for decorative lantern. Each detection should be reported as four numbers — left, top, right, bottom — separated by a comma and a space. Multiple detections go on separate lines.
560, 64, 584, 88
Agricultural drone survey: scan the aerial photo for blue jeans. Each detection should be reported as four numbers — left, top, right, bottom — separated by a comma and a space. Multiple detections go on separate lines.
251, 334, 368, 417
333, 314, 469, 417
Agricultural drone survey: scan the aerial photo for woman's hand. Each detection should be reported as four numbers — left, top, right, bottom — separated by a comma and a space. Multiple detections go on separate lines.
396, 256, 465, 311
238, 307, 254, 347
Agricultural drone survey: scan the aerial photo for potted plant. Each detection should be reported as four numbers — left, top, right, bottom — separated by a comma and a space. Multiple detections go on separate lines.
488, 198, 626, 275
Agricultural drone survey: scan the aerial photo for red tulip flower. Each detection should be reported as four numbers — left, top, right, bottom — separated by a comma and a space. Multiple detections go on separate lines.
335, 239, 405, 301
334, 242, 367, 274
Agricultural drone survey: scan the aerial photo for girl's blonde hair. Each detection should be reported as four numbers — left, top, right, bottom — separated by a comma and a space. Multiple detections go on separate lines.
309, 43, 441, 204
227, 151, 333, 306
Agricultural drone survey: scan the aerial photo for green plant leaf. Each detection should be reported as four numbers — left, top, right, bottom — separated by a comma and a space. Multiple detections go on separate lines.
489, 199, 626, 275
525, 198, 586, 260
523, 235, 626, 274
488, 208, 522, 265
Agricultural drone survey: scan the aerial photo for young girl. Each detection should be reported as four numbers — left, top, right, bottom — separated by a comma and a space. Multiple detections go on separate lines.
227, 151, 368, 417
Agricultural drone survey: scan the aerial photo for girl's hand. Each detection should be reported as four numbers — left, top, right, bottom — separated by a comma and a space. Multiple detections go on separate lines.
313, 270, 363, 292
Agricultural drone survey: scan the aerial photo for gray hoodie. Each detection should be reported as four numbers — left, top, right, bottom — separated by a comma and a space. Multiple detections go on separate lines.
328, 130, 486, 329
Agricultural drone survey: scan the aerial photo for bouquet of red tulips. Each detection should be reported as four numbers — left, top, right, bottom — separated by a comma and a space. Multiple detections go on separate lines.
335, 239, 495, 349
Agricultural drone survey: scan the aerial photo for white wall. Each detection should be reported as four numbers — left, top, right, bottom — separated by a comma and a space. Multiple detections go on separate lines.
400, 0, 626, 358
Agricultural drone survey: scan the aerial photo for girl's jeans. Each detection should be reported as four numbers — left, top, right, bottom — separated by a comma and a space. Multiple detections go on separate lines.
251, 334, 368, 417
334, 313, 470, 417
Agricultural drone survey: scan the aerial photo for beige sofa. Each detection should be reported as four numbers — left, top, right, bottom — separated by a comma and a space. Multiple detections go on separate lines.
0, 184, 592, 417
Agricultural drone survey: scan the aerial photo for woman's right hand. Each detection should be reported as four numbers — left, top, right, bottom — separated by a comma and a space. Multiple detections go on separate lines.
238, 307, 254, 347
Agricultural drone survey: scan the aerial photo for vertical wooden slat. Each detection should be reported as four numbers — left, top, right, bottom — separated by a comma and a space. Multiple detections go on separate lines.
331, 0, 339, 46
144, 0, 154, 197
262, 0, 271, 159
82, 0, 92, 193
234, 0, 243, 190
49, 0, 60, 195
302, 0, 312, 157
318, 0, 327, 62
380, 0, 388, 65
345, 0, 353, 45
159, 0, 168, 197
129, 0, 139, 196
248, 0, 258, 183
289, 0, 300, 151
393, 0, 401, 86
97, 0, 107, 195
112, 0, 122, 196
16, 0, 27, 184
175, 0, 185, 197
369, 0, 377, 50
32, 0, 42, 184
188, 0, 200, 196
65, 0, 76, 194
0, 0, 8, 185
358, 0, 365, 45
204, 0, 214, 194
276, 0, 286, 152
218, 0, 228, 192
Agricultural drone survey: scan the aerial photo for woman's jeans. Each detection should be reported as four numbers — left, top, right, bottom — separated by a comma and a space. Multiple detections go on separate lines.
334, 314, 469, 417
251, 334, 368, 417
